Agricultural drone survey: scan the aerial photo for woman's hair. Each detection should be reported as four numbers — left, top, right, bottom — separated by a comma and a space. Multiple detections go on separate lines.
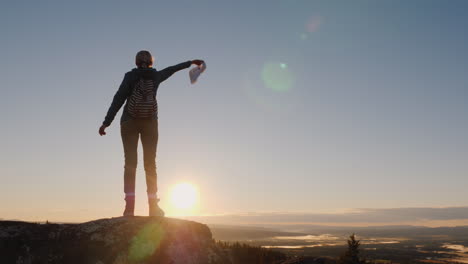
135, 50, 153, 68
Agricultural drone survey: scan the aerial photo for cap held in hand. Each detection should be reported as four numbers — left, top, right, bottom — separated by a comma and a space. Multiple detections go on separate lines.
189, 62, 206, 84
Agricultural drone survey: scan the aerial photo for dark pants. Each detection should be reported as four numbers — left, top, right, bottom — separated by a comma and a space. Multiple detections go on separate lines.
120, 119, 158, 197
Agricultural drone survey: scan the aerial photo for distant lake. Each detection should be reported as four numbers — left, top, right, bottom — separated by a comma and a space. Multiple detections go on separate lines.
262, 234, 402, 249
441, 244, 468, 264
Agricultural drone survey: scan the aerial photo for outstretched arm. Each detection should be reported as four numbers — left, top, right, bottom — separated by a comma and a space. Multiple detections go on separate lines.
99, 73, 133, 135
158, 60, 204, 83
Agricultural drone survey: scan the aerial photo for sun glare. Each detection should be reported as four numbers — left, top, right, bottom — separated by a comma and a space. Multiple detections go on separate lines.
170, 182, 198, 213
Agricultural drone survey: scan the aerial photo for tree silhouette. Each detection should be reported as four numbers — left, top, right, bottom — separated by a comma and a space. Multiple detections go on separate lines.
338, 233, 368, 264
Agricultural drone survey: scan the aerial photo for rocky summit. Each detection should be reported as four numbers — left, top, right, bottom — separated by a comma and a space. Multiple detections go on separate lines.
0, 217, 231, 264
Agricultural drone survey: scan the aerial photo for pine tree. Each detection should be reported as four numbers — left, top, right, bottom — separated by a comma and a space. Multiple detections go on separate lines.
338, 233, 368, 264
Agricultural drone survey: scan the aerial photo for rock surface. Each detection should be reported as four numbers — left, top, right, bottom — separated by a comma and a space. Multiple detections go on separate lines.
0, 217, 230, 264
279, 256, 336, 264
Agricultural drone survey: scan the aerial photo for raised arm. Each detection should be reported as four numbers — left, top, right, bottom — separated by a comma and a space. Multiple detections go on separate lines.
158, 60, 204, 83
158, 61, 191, 83
101, 73, 133, 130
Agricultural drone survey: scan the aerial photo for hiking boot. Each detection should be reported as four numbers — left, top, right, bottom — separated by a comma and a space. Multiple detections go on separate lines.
149, 199, 165, 217
123, 197, 135, 217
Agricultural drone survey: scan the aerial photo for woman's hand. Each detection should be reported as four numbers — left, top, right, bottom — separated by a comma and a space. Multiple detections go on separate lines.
99, 125, 108, 136
191, 59, 205, 66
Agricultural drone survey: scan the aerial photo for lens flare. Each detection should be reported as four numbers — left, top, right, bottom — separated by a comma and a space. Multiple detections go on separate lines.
261, 62, 294, 92
299, 15, 322, 40
128, 222, 165, 261
242, 66, 298, 113
306, 16, 322, 33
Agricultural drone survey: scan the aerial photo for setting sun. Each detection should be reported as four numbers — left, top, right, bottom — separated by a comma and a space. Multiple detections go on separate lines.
169, 182, 199, 213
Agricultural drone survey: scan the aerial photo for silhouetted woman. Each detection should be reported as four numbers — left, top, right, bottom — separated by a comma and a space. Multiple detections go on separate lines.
99, 50, 204, 216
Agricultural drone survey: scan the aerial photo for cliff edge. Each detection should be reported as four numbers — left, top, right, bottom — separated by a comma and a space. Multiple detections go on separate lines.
0, 216, 230, 264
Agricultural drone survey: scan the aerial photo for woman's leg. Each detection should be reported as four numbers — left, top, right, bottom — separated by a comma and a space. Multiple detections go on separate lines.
140, 119, 158, 196
140, 119, 164, 216
121, 120, 139, 215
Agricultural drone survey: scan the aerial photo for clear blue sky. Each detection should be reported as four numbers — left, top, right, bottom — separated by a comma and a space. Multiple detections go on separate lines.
1, 0, 467, 222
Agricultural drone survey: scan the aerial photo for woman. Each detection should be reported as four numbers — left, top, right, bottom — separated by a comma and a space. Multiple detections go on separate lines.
99, 50, 204, 217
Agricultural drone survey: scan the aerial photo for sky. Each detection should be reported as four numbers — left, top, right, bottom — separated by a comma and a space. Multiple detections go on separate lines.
1, 0, 468, 225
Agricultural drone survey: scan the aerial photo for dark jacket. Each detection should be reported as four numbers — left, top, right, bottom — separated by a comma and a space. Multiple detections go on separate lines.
103, 61, 192, 126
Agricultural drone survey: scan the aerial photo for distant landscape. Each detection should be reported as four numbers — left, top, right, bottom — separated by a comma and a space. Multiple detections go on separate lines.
209, 224, 468, 264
